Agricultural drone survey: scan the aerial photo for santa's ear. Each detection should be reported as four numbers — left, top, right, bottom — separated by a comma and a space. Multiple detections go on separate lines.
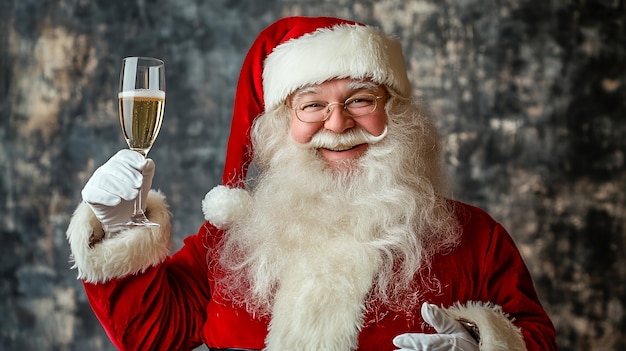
202, 185, 252, 229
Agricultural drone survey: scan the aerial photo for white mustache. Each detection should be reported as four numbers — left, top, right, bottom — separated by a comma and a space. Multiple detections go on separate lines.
298, 126, 388, 151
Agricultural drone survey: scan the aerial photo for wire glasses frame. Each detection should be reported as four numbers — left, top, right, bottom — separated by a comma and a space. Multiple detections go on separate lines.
292, 93, 386, 123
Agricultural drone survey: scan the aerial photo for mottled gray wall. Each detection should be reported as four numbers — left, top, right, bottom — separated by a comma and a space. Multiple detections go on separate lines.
1, 0, 624, 350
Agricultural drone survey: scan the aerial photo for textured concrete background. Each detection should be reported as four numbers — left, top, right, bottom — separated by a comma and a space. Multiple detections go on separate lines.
1, 0, 624, 350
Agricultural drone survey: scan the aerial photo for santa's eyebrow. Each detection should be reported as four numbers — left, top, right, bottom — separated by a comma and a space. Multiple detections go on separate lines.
346, 80, 380, 92
291, 85, 322, 100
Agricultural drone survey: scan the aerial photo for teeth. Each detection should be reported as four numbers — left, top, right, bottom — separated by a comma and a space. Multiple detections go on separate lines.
327, 144, 355, 152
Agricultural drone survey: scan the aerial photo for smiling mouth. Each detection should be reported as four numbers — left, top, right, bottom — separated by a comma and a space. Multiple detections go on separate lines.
323, 144, 361, 152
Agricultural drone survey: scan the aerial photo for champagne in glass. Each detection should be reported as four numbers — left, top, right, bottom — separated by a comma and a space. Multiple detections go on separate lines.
119, 89, 165, 156
115, 57, 165, 229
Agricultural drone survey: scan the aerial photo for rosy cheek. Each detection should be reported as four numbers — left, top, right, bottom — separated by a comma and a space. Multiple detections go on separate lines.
290, 122, 321, 144
360, 113, 387, 136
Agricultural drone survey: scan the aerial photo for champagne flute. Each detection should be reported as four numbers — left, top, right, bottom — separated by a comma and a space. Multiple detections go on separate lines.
116, 57, 165, 229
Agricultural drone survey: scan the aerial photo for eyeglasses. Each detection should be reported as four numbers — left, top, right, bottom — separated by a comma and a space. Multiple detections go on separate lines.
292, 93, 385, 123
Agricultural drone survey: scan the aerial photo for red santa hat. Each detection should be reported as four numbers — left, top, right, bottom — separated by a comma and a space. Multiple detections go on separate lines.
203, 16, 412, 228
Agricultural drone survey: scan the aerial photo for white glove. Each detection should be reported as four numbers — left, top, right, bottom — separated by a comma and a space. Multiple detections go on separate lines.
393, 303, 479, 351
81, 149, 155, 226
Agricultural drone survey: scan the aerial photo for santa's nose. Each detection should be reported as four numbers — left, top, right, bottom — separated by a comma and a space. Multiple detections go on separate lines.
323, 105, 355, 133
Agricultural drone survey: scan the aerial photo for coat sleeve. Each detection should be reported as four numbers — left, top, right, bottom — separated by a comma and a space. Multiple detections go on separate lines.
446, 209, 558, 351
483, 222, 557, 351
67, 190, 213, 350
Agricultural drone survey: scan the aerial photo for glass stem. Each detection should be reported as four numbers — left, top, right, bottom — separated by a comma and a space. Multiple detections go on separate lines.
134, 188, 143, 217
133, 152, 147, 220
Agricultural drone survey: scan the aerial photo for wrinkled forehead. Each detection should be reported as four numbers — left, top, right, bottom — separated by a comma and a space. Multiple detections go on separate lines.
289, 80, 383, 102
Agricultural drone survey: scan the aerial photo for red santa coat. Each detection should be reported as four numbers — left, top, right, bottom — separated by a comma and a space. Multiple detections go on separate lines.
68, 193, 557, 350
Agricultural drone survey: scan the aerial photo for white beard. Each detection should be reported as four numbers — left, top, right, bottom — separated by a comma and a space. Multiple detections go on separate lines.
216, 99, 460, 350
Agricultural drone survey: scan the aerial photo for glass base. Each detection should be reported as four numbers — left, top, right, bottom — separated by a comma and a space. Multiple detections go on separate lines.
105, 214, 160, 237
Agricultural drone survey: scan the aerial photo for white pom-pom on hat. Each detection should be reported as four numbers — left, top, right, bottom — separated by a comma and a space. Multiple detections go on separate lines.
202, 185, 252, 229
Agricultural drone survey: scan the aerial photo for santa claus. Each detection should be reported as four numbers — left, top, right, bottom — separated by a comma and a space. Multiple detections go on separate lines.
67, 16, 557, 351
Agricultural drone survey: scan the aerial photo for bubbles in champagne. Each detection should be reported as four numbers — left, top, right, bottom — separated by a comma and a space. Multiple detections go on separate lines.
118, 89, 165, 155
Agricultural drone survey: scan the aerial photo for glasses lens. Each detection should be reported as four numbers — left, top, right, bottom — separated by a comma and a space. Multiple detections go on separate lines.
345, 94, 377, 117
296, 101, 327, 122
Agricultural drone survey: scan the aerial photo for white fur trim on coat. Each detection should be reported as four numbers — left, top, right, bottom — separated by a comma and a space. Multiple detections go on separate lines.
202, 185, 252, 229
262, 23, 412, 110
444, 301, 527, 351
66, 190, 171, 283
